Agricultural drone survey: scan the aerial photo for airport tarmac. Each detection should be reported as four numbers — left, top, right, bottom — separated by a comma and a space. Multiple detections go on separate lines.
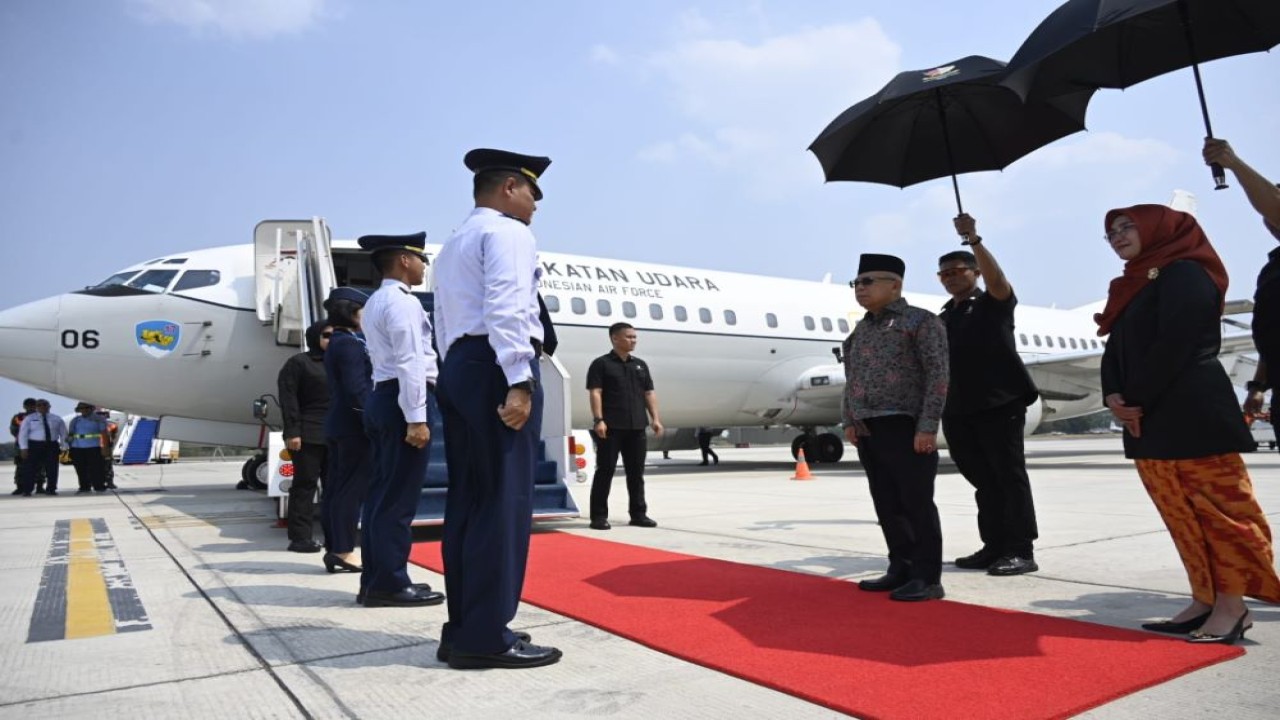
1, 435, 1277, 719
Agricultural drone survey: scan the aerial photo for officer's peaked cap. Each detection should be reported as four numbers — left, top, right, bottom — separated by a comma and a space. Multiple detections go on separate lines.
858, 253, 906, 278
324, 286, 369, 310
357, 232, 428, 261
464, 148, 552, 200
75, 401, 95, 411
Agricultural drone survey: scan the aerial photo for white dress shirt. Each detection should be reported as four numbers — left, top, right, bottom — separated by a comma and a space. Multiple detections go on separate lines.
18, 412, 68, 450
363, 278, 437, 424
433, 207, 541, 385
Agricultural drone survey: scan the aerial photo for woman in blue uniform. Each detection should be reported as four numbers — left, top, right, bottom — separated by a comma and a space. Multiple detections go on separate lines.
321, 287, 372, 574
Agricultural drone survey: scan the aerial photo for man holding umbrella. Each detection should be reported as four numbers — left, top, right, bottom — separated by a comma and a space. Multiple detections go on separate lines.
1203, 139, 1280, 417
937, 214, 1041, 576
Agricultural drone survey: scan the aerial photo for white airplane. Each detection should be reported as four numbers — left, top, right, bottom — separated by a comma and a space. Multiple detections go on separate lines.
0, 212, 1253, 481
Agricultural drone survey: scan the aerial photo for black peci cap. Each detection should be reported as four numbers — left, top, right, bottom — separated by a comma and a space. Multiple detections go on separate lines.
357, 232, 428, 262
464, 148, 552, 200
857, 253, 906, 278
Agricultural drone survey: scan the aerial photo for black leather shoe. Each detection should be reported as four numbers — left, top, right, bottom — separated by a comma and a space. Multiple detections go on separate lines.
105, 482, 117, 489
75, 489, 91, 495
1142, 611, 1211, 634
448, 639, 563, 670
987, 555, 1038, 576
589, 519, 611, 530
436, 631, 532, 663
889, 580, 945, 602
44, 490, 58, 496
323, 552, 362, 573
10, 489, 24, 496
629, 516, 657, 528
362, 585, 445, 607
858, 573, 908, 592
954, 548, 1000, 569
287, 540, 323, 554
1187, 612, 1251, 645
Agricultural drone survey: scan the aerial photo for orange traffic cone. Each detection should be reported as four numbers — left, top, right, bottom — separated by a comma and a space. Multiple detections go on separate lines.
791, 449, 814, 480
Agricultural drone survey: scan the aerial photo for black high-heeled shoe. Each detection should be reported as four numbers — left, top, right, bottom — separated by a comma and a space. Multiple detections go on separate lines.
324, 552, 362, 574
1186, 612, 1251, 645
1141, 611, 1211, 634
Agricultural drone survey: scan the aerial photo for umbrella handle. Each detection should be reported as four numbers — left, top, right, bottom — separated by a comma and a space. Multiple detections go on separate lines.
1178, 0, 1228, 190
935, 89, 967, 217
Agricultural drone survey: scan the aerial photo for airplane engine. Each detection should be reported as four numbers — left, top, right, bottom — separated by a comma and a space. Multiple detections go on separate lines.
1023, 397, 1044, 436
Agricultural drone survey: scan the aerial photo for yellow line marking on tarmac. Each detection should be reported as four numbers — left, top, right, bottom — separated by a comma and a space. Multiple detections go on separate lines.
65, 518, 114, 639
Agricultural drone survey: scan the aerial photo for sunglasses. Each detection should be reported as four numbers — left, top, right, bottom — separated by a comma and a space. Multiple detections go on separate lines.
849, 276, 895, 288
1105, 223, 1137, 242
320, 332, 333, 338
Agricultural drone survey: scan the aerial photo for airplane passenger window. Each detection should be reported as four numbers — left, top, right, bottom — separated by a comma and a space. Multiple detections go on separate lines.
838, 319, 850, 334
1058, 336, 1066, 348
1069, 338, 1078, 349
1091, 339, 1099, 349
698, 308, 712, 323
93, 271, 140, 288
804, 316, 815, 331
1033, 335, 1042, 347
725, 310, 737, 326
1019, 333, 1028, 346
126, 269, 179, 293
821, 318, 833, 332
545, 295, 560, 313
674, 306, 688, 322
623, 301, 636, 318
172, 270, 221, 292
571, 297, 587, 315
597, 299, 612, 317
650, 303, 663, 320
766, 313, 778, 328
1045, 336, 1054, 347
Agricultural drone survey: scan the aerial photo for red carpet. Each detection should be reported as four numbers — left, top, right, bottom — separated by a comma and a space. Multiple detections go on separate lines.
410, 533, 1243, 719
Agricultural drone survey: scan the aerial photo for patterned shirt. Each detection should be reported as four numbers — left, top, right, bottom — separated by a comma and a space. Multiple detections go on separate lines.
841, 297, 949, 434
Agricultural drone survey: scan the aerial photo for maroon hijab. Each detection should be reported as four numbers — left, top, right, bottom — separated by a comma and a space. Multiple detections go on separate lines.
1094, 204, 1228, 336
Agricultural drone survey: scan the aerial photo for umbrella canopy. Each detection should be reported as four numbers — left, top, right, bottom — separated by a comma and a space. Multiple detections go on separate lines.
1003, 0, 1280, 187
1005, 0, 1280, 100
809, 55, 1092, 212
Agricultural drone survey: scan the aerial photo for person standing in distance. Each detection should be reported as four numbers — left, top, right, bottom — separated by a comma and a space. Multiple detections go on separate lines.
321, 286, 373, 575
843, 254, 949, 602
9, 398, 35, 494
586, 323, 663, 529
1203, 139, 1280, 420
937, 214, 1041, 576
433, 148, 562, 670
17, 399, 68, 496
277, 320, 331, 554
357, 233, 445, 608
68, 402, 110, 494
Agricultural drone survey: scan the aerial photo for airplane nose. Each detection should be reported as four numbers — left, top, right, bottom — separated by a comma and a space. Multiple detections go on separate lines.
0, 295, 61, 389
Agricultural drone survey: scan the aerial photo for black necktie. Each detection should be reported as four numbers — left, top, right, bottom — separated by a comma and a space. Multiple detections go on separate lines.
41, 413, 51, 443
538, 293, 558, 357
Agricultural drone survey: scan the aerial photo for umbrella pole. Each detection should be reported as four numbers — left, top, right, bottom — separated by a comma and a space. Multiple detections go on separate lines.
1178, 0, 1228, 190
935, 90, 969, 239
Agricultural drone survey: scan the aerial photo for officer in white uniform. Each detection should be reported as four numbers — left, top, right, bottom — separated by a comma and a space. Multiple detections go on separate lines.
355, 232, 445, 608
433, 148, 562, 669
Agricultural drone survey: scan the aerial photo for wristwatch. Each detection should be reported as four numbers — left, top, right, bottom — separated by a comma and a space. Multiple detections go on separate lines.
509, 379, 538, 394
592, 417, 605, 425
1246, 380, 1268, 394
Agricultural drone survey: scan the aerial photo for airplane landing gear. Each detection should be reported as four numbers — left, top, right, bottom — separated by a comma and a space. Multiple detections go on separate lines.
237, 454, 268, 490
791, 432, 844, 464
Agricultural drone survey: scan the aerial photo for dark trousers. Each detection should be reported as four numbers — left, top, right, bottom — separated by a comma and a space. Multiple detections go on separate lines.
362, 381, 430, 593
287, 442, 327, 544
590, 428, 648, 520
18, 442, 59, 493
70, 447, 106, 491
697, 431, 719, 464
437, 337, 540, 655
857, 415, 943, 584
943, 402, 1038, 557
324, 434, 372, 555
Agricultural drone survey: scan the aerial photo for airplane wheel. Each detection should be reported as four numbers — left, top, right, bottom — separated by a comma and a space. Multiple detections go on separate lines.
815, 433, 844, 463
240, 455, 268, 490
791, 435, 815, 462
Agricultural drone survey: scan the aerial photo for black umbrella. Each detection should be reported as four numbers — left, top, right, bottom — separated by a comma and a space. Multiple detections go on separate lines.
1004, 0, 1280, 189
808, 55, 1093, 217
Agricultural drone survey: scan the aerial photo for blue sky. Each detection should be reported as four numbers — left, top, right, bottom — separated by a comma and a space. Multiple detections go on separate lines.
2, 0, 1278, 420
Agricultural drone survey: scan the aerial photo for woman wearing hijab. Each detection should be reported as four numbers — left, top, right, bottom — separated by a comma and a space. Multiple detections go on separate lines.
278, 319, 333, 553
1099, 204, 1280, 645
321, 288, 373, 574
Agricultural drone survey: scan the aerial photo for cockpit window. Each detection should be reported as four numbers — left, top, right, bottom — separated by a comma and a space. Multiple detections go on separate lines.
172, 270, 221, 292
125, 269, 179, 293
93, 271, 141, 288
163, 258, 188, 264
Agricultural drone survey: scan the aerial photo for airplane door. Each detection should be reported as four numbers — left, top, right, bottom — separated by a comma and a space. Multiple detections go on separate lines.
253, 218, 337, 347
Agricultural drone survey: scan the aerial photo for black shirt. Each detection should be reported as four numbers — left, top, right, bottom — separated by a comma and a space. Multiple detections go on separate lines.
939, 289, 1038, 416
586, 351, 655, 430
1252, 246, 1280, 376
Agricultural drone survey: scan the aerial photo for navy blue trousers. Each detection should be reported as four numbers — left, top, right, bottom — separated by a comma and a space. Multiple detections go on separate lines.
437, 337, 541, 655
361, 381, 430, 593
324, 434, 372, 555
18, 442, 59, 494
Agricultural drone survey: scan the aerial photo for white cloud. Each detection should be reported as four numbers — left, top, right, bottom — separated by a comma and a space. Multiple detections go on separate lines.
637, 17, 902, 200
126, 0, 332, 40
